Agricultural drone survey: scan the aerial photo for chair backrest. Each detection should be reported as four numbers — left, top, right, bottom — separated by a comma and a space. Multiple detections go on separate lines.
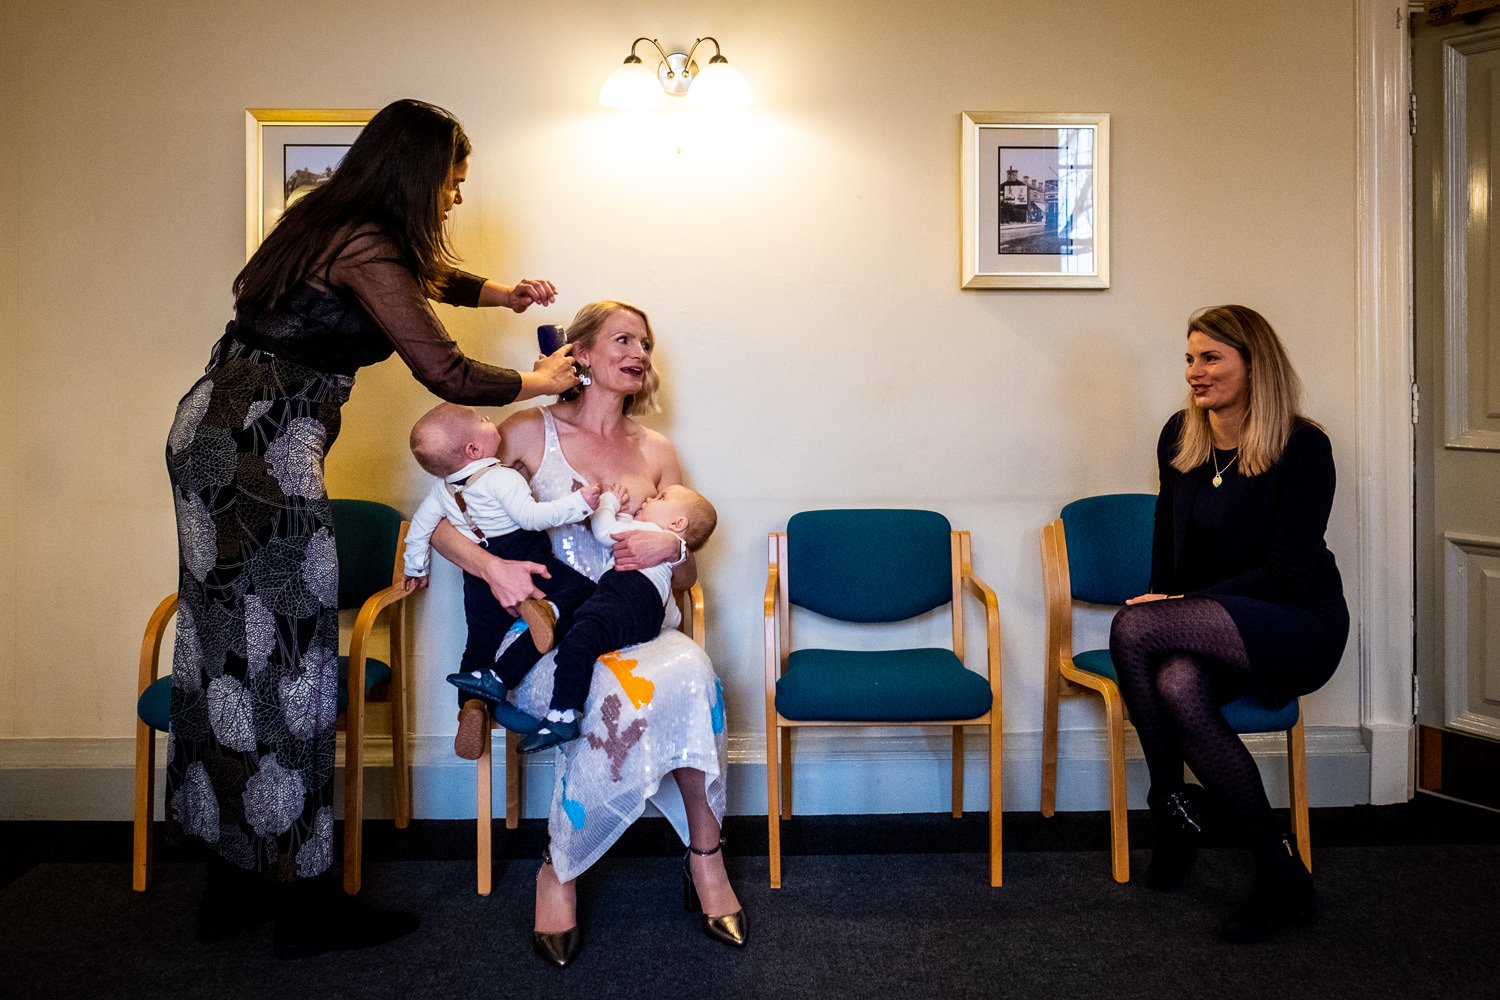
332, 499, 405, 611
786, 509, 953, 623
1058, 493, 1155, 605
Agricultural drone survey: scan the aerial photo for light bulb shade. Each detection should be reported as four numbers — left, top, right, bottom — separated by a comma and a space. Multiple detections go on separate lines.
685, 59, 752, 107
599, 60, 668, 109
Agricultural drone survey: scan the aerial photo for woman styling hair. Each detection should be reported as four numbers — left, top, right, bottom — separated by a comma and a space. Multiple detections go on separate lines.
165, 98, 576, 958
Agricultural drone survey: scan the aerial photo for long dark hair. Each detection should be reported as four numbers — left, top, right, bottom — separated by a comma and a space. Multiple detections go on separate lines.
233, 98, 471, 311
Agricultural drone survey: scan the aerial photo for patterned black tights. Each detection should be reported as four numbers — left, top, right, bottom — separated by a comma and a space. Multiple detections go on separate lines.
1109, 597, 1277, 842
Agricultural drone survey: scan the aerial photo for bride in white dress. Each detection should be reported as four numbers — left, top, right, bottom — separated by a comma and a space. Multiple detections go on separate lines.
428, 300, 743, 964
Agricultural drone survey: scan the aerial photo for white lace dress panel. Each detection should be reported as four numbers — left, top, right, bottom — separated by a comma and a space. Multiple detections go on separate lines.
508, 407, 727, 881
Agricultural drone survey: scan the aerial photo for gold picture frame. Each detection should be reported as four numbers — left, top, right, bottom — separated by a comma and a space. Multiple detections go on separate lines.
960, 111, 1110, 289
244, 108, 375, 258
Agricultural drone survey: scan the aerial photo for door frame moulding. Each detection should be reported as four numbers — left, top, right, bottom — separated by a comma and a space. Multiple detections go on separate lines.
1440, 27, 1500, 450
1355, 0, 1418, 804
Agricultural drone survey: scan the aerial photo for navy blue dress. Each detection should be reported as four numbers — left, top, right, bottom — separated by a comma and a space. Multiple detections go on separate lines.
1149, 412, 1349, 706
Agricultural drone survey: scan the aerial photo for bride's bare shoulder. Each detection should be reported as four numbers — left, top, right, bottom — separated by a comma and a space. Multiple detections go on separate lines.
497, 406, 546, 476
635, 423, 684, 482
499, 405, 544, 432
633, 421, 673, 450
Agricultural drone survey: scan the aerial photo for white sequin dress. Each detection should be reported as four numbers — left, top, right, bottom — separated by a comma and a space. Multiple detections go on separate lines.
508, 407, 727, 881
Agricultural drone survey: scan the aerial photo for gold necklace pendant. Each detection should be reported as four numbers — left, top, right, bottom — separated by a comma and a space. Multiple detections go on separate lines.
1211, 449, 1238, 488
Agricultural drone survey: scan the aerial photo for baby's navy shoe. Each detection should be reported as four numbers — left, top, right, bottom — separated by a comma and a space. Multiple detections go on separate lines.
445, 669, 543, 734
517, 710, 583, 754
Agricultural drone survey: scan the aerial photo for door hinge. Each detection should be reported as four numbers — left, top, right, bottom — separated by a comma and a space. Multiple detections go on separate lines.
1410, 91, 1419, 137
1411, 382, 1421, 424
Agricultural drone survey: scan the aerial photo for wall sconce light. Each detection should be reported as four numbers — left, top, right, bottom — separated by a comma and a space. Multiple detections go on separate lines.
599, 37, 753, 109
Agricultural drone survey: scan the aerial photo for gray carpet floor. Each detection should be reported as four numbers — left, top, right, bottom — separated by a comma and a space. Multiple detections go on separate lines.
4, 843, 1499, 1000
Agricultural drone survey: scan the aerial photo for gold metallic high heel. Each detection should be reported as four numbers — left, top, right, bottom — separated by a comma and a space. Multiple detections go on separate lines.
684, 839, 747, 947
533, 848, 582, 967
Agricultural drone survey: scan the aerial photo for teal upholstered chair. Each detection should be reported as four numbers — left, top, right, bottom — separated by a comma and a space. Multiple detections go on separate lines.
1039, 493, 1311, 883
764, 509, 1002, 887
133, 499, 414, 893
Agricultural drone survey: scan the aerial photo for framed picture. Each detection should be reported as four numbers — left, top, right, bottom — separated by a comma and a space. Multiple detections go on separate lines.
244, 108, 375, 258
960, 111, 1110, 289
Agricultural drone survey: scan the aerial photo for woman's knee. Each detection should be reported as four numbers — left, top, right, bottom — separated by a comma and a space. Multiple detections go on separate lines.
1110, 602, 1166, 657
1153, 655, 1210, 709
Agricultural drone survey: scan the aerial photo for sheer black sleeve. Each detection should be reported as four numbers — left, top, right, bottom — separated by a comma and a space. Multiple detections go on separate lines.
328, 231, 520, 405
433, 268, 487, 308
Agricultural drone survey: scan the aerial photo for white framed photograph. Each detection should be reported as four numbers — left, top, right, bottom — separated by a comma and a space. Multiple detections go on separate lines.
961, 111, 1110, 289
244, 108, 374, 257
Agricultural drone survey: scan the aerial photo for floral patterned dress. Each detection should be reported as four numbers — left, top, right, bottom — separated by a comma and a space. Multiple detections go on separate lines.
166, 228, 519, 879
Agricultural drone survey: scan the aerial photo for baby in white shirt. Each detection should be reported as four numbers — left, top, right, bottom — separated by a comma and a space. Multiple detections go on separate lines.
403, 402, 600, 755
508, 483, 718, 753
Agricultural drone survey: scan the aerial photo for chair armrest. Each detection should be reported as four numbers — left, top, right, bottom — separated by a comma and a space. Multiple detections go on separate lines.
138, 593, 179, 696
763, 561, 781, 685
962, 569, 997, 607
675, 581, 706, 649
962, 570, 1000, 627
961, 566, 1002, 685
348, 583, 413, 673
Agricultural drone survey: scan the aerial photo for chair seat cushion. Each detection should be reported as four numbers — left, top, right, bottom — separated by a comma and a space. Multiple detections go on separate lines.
136, 676, 173, 732
1221, 695, 1299, 734
1070, 648, 1117, 683
777, 648, 992, 722
140, 657, 391, 732
337, 656, 392, 714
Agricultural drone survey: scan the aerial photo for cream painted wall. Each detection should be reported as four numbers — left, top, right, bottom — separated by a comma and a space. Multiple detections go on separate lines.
3, 0, 1361, 785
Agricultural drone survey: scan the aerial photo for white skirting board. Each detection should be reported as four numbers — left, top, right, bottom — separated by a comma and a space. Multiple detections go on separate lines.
0, 725, 1378, 822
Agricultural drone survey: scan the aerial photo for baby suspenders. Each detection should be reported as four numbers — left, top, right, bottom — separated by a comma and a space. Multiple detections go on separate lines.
448, 463, 503, 540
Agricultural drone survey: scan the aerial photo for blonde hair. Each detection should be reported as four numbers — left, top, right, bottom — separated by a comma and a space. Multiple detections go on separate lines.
565, 300, 660, 416
410, 402, 481, 476
1173, 304, 1304, 476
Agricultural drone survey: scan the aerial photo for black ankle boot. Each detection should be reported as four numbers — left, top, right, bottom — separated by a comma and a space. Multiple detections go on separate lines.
1145, 784, 1204, 890
272, 874, 420, 959
195, 855, 274, 943
1219, 833, 1316, 943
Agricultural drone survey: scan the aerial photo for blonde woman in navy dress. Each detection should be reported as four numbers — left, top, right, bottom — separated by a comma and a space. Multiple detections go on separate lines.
1109, 304, 1348, 942
166, 99, 577, 958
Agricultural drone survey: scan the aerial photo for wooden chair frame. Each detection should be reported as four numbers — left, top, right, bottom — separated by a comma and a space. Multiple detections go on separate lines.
473, 582, 706, 895
132, 592, 181, 892
343, 520, 415, 893
132, 521, 414, 894
763, 529, 1003, 888
1039, 516, 1311, 882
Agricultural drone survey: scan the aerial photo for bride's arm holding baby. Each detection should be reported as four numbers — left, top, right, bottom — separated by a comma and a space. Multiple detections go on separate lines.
428, 518, 548, 612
